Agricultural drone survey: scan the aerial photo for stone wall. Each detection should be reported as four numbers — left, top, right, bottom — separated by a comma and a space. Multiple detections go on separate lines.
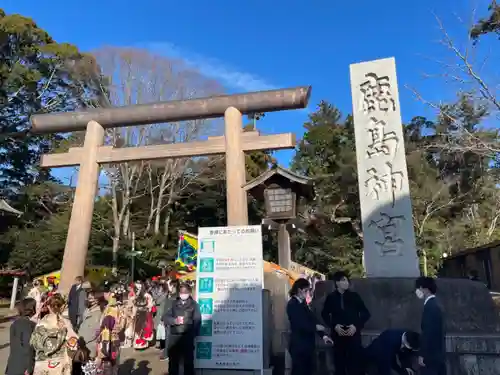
362, 332, 500, 375
312, 278, 500, 332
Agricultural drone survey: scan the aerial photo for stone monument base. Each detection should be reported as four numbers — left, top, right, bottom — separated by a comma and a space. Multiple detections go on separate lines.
196, 369, 273, 375
308, 278, 500, 374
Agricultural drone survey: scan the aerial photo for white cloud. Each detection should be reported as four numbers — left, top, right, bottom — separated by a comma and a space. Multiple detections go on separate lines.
145, 42, 277, 92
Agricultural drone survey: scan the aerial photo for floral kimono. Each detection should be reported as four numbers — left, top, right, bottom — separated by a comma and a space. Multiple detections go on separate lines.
28, 286, 43, 313
96, 301, 125, 375
133, 291, 154, 350
122, 301, 134, 348
124, 283, 154, 350
30, 313, 79, 375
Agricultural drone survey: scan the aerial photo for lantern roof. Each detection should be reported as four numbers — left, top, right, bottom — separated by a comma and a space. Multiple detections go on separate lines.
0, 199, 22, 216
243, 165, 315, 200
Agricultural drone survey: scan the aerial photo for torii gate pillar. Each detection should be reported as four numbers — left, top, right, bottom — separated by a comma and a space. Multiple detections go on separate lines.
224, 107, 248, 225
59, 121, 104, 291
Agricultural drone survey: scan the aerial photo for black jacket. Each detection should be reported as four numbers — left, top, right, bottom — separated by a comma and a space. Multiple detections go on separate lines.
321, 289, 370, 334
163, 297, 201, 336
5, 317, 36, 375
365, 329, 415, 375
68, 284, 86, 320
287, 297, 324, 354
420, 297, 446, 366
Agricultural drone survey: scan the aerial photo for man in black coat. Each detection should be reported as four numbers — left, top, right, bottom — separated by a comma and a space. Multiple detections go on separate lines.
163, 283, 201, 375
322, 271, 370, 375
5, 298, 37, 375
415, 277, 447, 375
160, 278, 179, 361
68, 276, 87, 332
364, 329, 420, 375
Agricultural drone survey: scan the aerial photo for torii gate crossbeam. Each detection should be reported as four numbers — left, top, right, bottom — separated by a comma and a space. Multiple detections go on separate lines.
31, 86, 311, 291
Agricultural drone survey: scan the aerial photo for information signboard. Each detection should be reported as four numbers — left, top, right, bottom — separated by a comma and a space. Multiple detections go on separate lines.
195, 225, 264, 370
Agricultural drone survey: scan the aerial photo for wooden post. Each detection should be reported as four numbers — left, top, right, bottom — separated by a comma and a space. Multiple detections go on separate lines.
10, 276, 19, 310
224, 107, 248, 226
58, 121, 105, 293
278, 224, 291, 270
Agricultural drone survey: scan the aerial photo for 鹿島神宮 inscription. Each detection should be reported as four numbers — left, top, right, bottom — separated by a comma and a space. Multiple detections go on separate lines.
360, 73, 396, 113
368, 212, 406, 255
365, 162, 404, 206
350, 57, 419, 278
366, 117, 399, 158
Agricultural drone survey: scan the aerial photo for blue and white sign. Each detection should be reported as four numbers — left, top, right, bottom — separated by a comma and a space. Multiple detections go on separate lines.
195, 225, 264, 371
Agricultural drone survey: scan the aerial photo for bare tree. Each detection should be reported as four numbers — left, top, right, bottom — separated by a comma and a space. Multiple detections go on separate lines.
407, 5, 499, 156
91, 46, 223, 270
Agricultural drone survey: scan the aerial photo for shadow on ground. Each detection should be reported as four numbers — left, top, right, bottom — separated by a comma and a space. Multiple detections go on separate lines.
118, 359, 156, 375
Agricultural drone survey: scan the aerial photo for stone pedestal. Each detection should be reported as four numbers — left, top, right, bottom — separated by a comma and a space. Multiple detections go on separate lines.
197, 370, 273, 375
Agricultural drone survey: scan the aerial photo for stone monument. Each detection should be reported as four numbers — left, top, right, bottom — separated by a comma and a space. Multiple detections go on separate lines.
350, 57, 419, 277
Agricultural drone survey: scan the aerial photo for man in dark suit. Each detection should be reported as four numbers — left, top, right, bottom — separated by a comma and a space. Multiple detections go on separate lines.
68, 275, 87, 332
415, 277, 447, 375
322, 271, 371, 375
364, 329, 420, 375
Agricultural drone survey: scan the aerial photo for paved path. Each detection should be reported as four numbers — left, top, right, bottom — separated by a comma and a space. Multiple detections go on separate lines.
0, 318, 168, 375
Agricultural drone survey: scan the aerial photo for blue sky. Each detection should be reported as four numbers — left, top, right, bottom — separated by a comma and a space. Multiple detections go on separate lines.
2, 0, 495, 169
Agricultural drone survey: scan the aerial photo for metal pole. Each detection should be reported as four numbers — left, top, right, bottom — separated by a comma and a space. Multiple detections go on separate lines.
131, 232, 136, 283
131, 256, 135, 284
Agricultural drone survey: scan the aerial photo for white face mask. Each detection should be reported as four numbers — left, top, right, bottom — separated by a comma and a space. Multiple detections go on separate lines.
415, 289, 425, 299
337, 280, 349, 290
179, 293, 190, 301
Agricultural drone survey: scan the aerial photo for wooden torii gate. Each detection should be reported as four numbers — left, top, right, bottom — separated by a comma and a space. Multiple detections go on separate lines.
30, 86, 311, 291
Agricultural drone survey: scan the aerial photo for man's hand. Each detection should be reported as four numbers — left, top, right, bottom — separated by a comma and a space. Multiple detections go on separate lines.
418, 356, 425, 367
346, 324, 357, 336
334, 324, 346, 336
322, 335, 334, 345
315, 324, 326, 331
405, 368, 415, 375
175, 316, 184, 325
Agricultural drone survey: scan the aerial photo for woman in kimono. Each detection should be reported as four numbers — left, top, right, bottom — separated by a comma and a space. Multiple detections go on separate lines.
122, 284, 135, 348
95, 284, 126, 375
154, 282, 168, 351
126, 281, 154, 350
27, 280, 43, 316
30, 293, 79, 375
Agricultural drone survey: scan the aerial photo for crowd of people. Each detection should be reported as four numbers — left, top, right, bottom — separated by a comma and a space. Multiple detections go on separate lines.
5, 269, 447, 375
5, 276, 201, 375
287, 271, 446, 375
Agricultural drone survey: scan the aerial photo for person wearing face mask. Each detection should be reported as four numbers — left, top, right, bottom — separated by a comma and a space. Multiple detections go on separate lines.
414, 277, 446, 375
159, 279, 180, 361
321, 271, 370, 375
163, 283, 201, 375
363, 329, 420, 375
287, 278, 333, 375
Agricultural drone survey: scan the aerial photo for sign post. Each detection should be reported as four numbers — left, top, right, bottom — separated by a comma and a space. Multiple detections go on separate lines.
195, 226, 264, 371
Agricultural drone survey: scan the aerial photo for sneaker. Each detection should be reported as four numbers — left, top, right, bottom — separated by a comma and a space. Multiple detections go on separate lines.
160, 355, 167, 361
